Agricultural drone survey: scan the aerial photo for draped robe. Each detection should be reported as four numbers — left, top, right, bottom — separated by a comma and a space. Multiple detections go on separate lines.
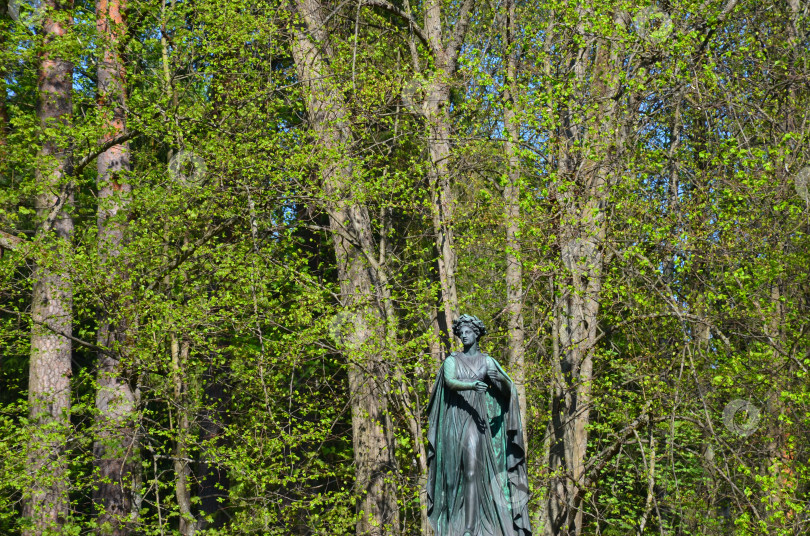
426, 352, 531, 536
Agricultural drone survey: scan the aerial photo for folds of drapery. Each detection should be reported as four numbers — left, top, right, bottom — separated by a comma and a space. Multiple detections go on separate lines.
426, 353, 531, 536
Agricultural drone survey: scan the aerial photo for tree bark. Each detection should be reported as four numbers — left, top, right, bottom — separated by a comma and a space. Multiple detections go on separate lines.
195, 362, 230, 530
544, 10, 624, 536
419, 0, 475, 345
289, 2, 399, 533
171, 336, 198, 536
93, 1, 137, 534
502, 0, 527, 438
23, 1, 75, 533
761, 3, 802, 528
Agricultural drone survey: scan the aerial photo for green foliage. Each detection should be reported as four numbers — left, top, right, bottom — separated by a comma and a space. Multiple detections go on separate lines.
0, 0, 808, 534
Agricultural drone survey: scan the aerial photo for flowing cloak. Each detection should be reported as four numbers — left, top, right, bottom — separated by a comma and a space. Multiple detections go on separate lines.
426, 352, 531, 536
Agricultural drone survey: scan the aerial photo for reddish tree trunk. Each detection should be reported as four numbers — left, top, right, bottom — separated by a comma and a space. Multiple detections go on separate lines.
93, 1, 137, 534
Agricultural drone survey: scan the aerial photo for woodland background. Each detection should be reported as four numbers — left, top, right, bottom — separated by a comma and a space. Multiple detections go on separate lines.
0, 0, 808, 534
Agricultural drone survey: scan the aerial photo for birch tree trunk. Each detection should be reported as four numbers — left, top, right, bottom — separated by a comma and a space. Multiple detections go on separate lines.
93, 1, 137, 533
24, 1, 75, 532
289, 2, 399, 533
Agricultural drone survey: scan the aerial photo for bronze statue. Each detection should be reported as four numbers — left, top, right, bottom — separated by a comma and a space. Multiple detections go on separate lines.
426, 314, 531, 536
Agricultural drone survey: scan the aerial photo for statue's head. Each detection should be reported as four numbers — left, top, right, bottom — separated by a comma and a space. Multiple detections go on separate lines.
452, 314, 487, 341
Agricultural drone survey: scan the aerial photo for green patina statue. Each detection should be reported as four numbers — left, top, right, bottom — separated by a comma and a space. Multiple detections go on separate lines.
427, 314, 531, 536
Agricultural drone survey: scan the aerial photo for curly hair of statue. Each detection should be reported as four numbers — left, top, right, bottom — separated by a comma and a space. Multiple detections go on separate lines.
451, 314, 487, 339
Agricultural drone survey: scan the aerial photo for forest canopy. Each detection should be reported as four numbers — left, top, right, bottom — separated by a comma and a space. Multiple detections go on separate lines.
0, 0, 808, 534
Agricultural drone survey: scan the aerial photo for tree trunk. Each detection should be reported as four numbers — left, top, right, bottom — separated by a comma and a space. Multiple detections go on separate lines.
93, 1, 137, 534
289, 2, 399, 533
420, 0, 475, 344
545, 11, 623, 535
23, 1, 75, 533
762, 2, 802, 528
195, 361, 230, 530
424, 76, 458, 347
172, 336, 198, 536
502, 0, 527, 436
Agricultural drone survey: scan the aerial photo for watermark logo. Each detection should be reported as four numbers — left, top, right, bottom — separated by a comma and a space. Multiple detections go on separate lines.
795, 166, 810, 204
722, 399, 760, 437
561, 237, 596, 270
402, 76, 427, 114
634, 6, 673, 44
168, 150, 207, 186
7, 0, 46, 28
329, 310, 358, 347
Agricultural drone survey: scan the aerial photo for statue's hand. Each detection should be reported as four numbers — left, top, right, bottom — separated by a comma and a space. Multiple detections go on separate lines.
472, 380, 488, 393
487, 367, 501, 383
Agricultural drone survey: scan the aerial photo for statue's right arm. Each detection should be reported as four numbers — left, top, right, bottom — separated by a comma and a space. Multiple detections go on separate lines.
443, 356, 485, 392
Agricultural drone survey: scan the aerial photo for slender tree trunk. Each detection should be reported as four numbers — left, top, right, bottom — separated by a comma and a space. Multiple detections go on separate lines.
762, 277, 796, 528
664, 90, 683, 285
24, 1, 75, 533
171, 337, 197, 536
424, 80, 458, 346
762, 3, 802, 528
196, 361, 230, 530
502, 0, 527, 435
159, 9, 198, 528
420, 0, 475, 343
289, 2, 399, 533
0, 4, 8, 195
635, 429, 658, 536
545, 12, 624, 535
93, 1, 137, 534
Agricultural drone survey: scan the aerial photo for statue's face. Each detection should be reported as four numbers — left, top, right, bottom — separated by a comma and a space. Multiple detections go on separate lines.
459, 325, 477, 347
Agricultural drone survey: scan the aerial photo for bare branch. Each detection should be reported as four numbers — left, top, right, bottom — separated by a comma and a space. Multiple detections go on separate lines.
584, 404, 653, 484
145, 217, 238, 292
34, 132, 138, 238
360, 0, 430, 49
447, 0, 475, 62
74, 131, 137, 178
695, 0, 739, 56
0, 307, 118, 359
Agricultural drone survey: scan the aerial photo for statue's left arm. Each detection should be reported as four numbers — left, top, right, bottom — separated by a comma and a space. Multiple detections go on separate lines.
485, 356, 511, 396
